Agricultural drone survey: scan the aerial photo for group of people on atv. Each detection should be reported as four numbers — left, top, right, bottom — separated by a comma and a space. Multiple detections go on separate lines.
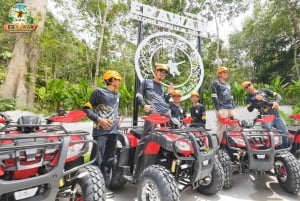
82, 63, 289, 198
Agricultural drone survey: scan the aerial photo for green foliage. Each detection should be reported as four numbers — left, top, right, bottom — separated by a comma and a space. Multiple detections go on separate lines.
286, 80, 300, 106
64, 79, 94, 110
229, 1, 298, 83
35, 79, 68, 112
0, 98, 16, 111
119, 82, 134, 116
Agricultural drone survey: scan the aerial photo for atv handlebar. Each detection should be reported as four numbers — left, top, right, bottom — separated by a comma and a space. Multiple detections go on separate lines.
141, 113, 170, 124
47, 110, 87, 123
290, 114, 300, 121
219, 115, 275, 128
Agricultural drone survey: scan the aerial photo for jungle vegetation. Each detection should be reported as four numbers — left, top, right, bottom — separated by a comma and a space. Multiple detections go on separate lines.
0, 0, 299, 118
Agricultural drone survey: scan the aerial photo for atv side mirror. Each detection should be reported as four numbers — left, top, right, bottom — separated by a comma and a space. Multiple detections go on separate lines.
0, 113, 12, 124
256, 115, 275, 123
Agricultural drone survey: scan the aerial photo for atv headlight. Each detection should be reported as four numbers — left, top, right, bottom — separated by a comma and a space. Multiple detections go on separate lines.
273, 135, 281, 145
174, 140, 194, 157
66, 136, 85, 162
231, 137, 246, 147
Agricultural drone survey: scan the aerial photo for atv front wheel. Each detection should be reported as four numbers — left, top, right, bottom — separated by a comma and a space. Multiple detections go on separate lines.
274, 151, 300, 194
218, 149, 233, 189
137, 165, 180, 201
73, 165, 105, 201
196, 158, 224, 195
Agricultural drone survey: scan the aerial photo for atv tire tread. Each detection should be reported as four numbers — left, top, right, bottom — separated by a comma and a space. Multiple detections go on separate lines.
275, 151, 300, 194
218, 149, 233, 189
76, 165, 105, 201
196, 158, 224, 195
137, 165, 180, 201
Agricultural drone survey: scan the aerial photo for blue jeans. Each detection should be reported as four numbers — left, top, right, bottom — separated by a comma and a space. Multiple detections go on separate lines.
261, 115, 289, 148
92, 134, 118, 173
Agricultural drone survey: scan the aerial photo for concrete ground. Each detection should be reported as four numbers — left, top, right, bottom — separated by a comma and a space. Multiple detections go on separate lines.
107, 172, 300, 201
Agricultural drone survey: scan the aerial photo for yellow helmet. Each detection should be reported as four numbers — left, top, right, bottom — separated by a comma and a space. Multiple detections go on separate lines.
155, 64, 169, 73
103, 70, 122, 81
190, 91, 200, 97
241, 81, 252, 89
172, 90, 182, 97
216, 66, 228, 75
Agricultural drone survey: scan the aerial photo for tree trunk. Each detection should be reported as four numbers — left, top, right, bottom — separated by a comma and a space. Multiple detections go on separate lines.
26, 0, 48, 108
0, 0, 47, 108
0, 34, 28, 103
94, 0, 112, 87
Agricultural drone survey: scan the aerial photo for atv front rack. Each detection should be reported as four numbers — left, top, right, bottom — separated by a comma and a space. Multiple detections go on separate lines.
225, 128, 285, 170
155, 127, 218, 186
0, 123, 97, 201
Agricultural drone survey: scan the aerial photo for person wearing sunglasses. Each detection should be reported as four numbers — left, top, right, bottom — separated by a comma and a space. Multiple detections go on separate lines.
241, 81, 289, 149
136, 63, 174, 136
211, 66, 238, 143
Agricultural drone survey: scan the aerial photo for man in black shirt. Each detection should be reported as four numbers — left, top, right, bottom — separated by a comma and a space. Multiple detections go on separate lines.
242, 81, 289, 148
136, 64, 174, 136
211, 66, 238, 143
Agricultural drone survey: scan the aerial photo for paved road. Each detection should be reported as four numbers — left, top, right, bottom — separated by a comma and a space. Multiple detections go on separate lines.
107, 172, 300, 201
6, 106, 299, 201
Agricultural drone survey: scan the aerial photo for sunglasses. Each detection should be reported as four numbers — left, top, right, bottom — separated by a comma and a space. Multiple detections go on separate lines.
244, 83, 251, 90
158, 69, 168, 75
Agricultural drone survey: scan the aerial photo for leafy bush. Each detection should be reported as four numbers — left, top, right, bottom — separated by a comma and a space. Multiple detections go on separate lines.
0, 98, 16, 111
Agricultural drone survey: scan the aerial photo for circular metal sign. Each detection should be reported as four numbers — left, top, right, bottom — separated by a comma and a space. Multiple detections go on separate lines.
134, 32, 204, 101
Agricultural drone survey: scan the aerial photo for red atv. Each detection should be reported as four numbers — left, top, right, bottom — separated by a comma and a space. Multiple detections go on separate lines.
218, 114, 300, 194
288, 114, 300, 164
104, 114, 224, 201
0, 110, 105, 201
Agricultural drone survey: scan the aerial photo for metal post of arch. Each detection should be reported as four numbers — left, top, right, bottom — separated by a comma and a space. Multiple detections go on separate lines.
133, 12, 143, 126
197, 35, 204, 104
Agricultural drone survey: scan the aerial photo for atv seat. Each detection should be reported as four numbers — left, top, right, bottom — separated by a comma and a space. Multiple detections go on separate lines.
130, 128, 144, 139
287, 126, 300, 134
17, 115, 42, 133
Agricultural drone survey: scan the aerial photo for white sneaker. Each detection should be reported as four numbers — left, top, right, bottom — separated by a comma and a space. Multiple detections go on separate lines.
105, 188, 114, 199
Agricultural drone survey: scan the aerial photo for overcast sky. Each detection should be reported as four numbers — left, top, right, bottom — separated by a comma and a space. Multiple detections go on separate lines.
47, 0, 251, 47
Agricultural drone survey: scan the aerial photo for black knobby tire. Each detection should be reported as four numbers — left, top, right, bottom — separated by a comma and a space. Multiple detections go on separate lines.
105, 165, 127, 190
137, 165, 180, 201
74, 165, 105, 201
218, 149, 233, 189
295, 154, 300, 167
275, 151, 300, 194
105, 137, 127, 190
196, 158, 224, 195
